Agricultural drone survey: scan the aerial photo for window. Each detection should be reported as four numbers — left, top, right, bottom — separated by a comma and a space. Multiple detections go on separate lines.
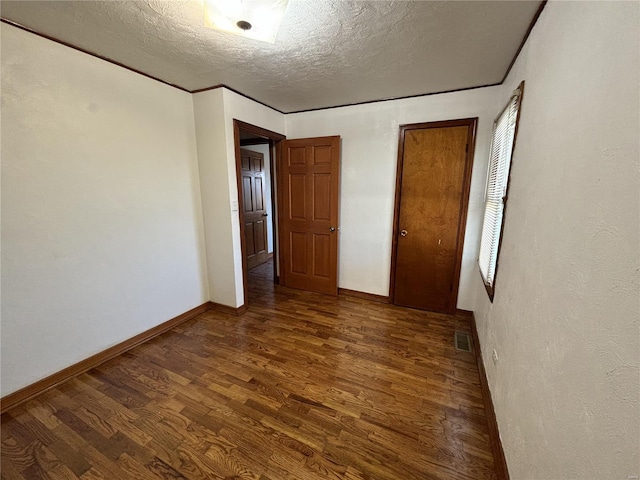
478, 82, 524, 301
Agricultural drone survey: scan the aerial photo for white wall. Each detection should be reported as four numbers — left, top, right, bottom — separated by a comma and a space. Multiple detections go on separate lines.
286, 87, 500, 308
192, 88, 236, 307
202, 86, 499, 309
193, 88, 284, 308
1, 24, 209, 396
242, 144, 274, 254
471, 2, 640, 478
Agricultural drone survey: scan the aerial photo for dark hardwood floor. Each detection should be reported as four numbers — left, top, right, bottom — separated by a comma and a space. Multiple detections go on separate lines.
1, 258, 496, 479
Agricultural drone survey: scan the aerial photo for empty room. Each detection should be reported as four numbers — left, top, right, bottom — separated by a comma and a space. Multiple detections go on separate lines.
1, 1, 638, 479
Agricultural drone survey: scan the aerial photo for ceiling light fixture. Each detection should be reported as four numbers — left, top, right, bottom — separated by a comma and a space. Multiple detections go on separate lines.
203, 0, 289, 44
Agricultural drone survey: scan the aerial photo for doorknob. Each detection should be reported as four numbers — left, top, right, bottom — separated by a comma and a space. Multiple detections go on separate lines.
400, 229, 408, 237
329, 226, 336, 232
262, 213, 268, 217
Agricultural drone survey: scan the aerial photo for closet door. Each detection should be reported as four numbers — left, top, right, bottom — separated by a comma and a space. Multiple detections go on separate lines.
391, 119, 477, 313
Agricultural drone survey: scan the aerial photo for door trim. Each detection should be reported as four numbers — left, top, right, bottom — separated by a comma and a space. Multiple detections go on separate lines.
233, 119, 286, 309
389, 118, 478, 314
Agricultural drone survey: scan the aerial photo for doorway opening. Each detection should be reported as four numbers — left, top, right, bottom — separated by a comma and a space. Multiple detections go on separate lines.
233, 120, 285, 307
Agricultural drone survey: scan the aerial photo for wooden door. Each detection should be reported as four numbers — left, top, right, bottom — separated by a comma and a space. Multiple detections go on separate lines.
391, 119, 477, 313
279, 136, 340, 295
241, 148, 269, 270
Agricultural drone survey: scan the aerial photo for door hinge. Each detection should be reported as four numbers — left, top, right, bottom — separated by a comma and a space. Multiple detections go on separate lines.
465, 143, 469, 153
450, 284, 454, 292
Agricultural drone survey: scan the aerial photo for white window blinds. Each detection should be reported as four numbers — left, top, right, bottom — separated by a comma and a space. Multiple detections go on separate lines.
478, 85, 523, 292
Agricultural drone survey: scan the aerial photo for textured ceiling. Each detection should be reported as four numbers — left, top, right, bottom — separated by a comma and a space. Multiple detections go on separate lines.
0, 0, 542, 113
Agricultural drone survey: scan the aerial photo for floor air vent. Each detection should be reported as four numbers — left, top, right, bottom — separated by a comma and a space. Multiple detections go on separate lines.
454, 331, 472, 352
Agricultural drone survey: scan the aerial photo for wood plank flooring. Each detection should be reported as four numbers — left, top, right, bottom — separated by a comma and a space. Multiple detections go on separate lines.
1, 259, 496, 479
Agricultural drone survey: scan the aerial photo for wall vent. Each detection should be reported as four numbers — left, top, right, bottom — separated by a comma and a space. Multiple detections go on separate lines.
454, 331, 472, 352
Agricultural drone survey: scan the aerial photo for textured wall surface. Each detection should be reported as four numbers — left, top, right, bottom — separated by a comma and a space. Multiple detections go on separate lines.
472, 2, 640, 478
0, 0, 541, 112
1, 24, 209, 396
286, 86, 500, 308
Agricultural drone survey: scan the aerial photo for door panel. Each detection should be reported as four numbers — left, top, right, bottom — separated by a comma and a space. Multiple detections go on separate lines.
289, 146, 306, 165
280, 136, 340, 295
313, 234, 330, 278
242, 176, 253, 212
290, 232, 308, 274
392, 120, 476, 313
254, 220, 266, 253
314, 146, 332, 165
289, 175, 307, 220
241, 149, 269, 270
251, 156, 262, 172
245, 222, 256, 256
254, 178, 264, 211
313, 174, 332, 220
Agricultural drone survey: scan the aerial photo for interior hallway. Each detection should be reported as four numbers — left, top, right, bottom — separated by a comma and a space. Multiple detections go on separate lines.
1, 263, 496, 479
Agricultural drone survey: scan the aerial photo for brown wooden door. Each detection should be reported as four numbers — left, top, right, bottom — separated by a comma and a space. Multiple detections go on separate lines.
279, 136, 340, 295
391, 119, 477, 313
241, 148, 269, 270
